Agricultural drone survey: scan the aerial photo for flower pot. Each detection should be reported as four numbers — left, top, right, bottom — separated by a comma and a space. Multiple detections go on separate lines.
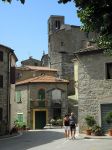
86, 129, 92, 135
108, 129, 112, 136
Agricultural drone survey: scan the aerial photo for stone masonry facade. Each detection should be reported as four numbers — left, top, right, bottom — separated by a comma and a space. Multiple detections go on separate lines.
48, 15, 96, 95
74, 48, 112, 132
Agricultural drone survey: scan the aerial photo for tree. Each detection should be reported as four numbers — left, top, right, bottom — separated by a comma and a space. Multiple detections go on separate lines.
2, 0, 25, 4
58, 0, 112, 54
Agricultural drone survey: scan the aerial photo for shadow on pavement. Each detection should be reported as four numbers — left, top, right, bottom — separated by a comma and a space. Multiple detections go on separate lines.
0, 129, 64, 150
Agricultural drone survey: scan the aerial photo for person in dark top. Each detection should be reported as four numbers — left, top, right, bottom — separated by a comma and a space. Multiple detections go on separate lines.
69, 112, 77, 139
63, 114, 70, 139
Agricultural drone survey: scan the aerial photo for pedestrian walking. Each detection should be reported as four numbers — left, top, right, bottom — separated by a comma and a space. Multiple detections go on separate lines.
63, 114, 70, 139
69, 112, 77, 139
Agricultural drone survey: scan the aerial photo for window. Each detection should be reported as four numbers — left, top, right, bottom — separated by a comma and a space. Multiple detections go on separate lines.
106, 63, 112, 79
38, 89, 45, 100
0, 51, 3, 61
55, 20, 60, 29
61, 42, 64, 46
17, 113, 23, 122
0, 75, 3, 88
16, 91, 22, 103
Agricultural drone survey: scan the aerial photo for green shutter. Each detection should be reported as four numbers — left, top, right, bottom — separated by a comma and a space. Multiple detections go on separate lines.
17, 114, 23, 122
16, 91, 21, 103
38, 89, 45, 100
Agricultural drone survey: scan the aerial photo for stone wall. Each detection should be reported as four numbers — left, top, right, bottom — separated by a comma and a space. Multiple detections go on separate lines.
77, 52, 112, 131
0, 47, 9, 124
48, 15, 96, 95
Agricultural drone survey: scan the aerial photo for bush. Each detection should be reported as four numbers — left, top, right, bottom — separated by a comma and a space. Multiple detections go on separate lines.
14, 120, 26, 130
50, 119, 56, 125
56, 119, 63, 126
85, 115, 96, 129
105, 112, 112, 124
92, 125, 104, 136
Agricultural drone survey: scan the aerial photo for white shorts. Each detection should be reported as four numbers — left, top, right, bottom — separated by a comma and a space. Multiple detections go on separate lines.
64, 126, 70, 131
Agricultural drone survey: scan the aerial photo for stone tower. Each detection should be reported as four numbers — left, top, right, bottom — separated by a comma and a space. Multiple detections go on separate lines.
48, 15, 96, 95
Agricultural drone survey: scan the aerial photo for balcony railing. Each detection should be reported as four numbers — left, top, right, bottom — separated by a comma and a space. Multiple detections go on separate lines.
30, 99, 48, 108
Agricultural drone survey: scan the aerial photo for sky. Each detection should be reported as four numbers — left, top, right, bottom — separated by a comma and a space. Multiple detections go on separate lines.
0, 0, 81, 65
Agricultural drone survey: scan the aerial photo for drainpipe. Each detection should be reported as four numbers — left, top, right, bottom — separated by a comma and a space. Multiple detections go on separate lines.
27, 83, 30, 128
7, 51, 11, 132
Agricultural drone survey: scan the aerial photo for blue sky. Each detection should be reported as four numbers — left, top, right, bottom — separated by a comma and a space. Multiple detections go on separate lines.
0, 0, 81, 65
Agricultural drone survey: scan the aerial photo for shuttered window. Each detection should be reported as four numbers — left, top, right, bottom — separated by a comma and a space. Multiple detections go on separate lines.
16, 91, 22, 103
38, 89, 45, 100
17, 113, 23, 122
55, 20, 60, 29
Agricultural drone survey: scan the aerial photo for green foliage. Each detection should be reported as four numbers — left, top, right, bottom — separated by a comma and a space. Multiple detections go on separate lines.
2, 0, 25, 4
50, 119, 56, 125
14, 120, 26, 129
50, 118, 63, 126
85, 115, 96, 129
105, 112, 112, 124
56, 119, 63, 126
58, 0, 112, 53
91, 125, 104, 136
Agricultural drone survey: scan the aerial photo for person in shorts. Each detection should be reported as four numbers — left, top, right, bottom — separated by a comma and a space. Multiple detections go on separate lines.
69, 112, 77, 139
63, 114, 70, 139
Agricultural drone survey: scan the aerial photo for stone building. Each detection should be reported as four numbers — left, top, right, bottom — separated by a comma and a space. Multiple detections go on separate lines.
16, 65, 57, 82
13, 75, 68, 129
74, 44, 112, 132
41, 54, 49, 67
0, 44, 17, 135
21, 56, 41, 66
48, 15, 96, 95
11, 65, 69, 129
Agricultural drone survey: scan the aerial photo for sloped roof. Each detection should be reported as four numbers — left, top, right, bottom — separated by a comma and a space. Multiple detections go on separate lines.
0, 44, 18, 61
74, 45, 103, 55
16, 75, 69, 85
16, 65, 57, 72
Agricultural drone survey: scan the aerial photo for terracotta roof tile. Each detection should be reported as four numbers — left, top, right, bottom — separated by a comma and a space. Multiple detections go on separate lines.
16, 75, 69, 85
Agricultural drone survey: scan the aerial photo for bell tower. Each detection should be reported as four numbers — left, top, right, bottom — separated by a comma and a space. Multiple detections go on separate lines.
48, 15, 64, 35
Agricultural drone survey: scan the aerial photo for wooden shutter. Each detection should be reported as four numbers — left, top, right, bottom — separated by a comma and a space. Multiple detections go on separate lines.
16, 91, 21, 103
17, 114, 23, 122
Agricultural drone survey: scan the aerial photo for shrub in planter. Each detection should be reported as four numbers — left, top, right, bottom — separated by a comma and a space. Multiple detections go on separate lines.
56, 119, 63, 127
85, 115, 96, 135
92, 125, 104, 136
14, 120, 26, 130
50, 119, 56, 126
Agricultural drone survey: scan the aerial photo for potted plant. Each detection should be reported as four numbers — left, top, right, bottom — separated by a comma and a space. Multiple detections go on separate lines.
91, 125, 104, 136
85, 115, 96, 135
56, 119, 63, 127
50, 119, 56, 126
105, 111, 112, 136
